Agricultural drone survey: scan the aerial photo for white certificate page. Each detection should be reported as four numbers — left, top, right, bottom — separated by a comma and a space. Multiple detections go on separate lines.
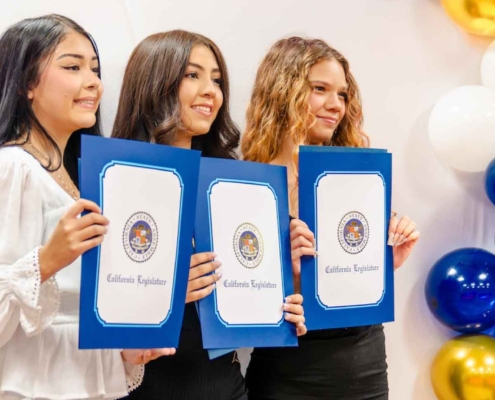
209, 181, 284, 325
97, 164, 181, 324
316, 173, 385, 308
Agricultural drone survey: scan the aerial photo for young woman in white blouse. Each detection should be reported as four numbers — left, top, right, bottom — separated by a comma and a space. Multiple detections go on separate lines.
0, 14, 174, 400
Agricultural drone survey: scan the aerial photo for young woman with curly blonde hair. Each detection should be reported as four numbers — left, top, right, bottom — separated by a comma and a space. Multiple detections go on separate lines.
242, 36, 419, 400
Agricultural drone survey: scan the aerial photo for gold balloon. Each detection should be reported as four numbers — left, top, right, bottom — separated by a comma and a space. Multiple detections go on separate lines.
442, 0, 495, 36
431, 335, 495, 400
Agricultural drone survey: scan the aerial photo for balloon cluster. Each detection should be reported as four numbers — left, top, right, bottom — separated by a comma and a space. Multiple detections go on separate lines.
427, 6, 495, 397
425, 248, 495, 399
433, 1, 495, 205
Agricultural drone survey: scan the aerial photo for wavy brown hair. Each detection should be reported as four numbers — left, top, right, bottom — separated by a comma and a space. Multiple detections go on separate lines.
241, 36, 368, 164
112, 30, 239, 159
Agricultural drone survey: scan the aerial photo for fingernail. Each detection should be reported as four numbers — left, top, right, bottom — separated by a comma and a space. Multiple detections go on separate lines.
285, 296, 292, 303
393, 233, 400, 245
314, 250, 318, 258
283, 303, 290, 311
387, 233, 394, 246
217, 273, 222, 279
212, 283, 216, 289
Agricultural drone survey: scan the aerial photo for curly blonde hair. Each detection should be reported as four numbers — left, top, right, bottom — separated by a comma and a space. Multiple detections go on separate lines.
241, 37, 368, 164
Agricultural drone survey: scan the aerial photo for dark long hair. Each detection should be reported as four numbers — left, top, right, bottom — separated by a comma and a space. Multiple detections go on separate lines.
112, 30, 239, 159
0, 14, 102, 186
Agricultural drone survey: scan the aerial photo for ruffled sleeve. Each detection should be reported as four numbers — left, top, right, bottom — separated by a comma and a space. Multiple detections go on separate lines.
0, 153, 60, 348
123, 363, 145, 394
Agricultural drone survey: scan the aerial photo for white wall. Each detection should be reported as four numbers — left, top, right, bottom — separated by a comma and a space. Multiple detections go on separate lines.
2, 1, 495, 399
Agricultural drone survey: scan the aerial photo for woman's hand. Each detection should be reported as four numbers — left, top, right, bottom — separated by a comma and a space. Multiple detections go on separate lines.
186, 252, 222, 303
388, 213, 420, 270
284, 294, 307, 337
121, 348, 176, 365
39, 199, 109, 282
290, 218, 317, 293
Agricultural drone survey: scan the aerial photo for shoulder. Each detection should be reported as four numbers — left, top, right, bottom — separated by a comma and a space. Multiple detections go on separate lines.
0, 145, 41, 169
0, 146, 44, 186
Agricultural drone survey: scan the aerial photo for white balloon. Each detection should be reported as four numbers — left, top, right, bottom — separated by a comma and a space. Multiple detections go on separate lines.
428, 85, 495, 173
482, 40, 495, 91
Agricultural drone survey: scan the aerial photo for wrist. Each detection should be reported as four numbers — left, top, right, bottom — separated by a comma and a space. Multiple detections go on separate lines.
38, 246, 58, 282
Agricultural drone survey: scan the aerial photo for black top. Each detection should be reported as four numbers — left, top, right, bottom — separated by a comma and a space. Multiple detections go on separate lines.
244, 215, 388, 399
125, 303, 246, 400
246, 325, 388, 400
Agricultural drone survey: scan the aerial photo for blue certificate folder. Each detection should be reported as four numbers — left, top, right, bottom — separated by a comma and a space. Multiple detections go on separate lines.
79, 135, 200, 349
299, 146, 394, 331
195, 157, 298, 349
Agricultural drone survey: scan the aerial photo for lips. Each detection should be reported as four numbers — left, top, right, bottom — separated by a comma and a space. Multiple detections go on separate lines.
74, 97, 98, 109
317, 115, 338, 125
192, 104, 213, 117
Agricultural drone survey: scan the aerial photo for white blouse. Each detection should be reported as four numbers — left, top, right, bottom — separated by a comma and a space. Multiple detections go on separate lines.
0, 147, 144, 400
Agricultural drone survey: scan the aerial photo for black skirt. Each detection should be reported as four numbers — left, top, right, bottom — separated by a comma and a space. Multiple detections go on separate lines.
246, 325, 388, 400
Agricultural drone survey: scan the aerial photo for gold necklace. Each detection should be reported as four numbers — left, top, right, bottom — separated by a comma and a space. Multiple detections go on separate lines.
25, 142, 80, 201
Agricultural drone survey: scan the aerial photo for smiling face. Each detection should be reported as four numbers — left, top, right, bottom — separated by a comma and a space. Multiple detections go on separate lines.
176, 45, 223, 143
307, 58, 348, 145
28, 30, 103, 139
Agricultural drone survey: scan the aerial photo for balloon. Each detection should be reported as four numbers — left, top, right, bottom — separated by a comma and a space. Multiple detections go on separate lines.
425, 248, 495, 333
441, 0, 495, 37
432, 335, 495, 400
485, 158, 495, 205
482, 40, 495, 90
428, 85, 495, 172
482, 324, 495, 336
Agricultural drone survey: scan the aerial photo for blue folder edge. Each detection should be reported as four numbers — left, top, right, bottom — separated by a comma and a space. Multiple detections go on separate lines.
78, 135, 200, 349
195, 157, 298, 349
299, 145, 394, 331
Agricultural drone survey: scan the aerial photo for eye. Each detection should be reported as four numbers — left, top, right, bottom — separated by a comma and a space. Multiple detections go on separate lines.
213, 77, 222, 86
339, 92, 348, 100
63, 65, 80, 71
185, 72, 199, 79
92, 66, 101, 75
313, 86, 325, 92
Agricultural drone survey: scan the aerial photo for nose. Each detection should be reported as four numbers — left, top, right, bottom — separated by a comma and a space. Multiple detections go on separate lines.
200, 77, 217, 98
84, 67, 102, 92
324, 92, 342, 112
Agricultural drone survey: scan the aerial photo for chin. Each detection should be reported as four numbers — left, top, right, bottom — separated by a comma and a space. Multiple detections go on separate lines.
309, 132, 333, 145
192, 124, 212, 136
74, 116, 97, 129
309, 125, 335, 145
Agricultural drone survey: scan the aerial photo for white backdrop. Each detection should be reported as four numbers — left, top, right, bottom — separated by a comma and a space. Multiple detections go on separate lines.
2, 1, 495, 399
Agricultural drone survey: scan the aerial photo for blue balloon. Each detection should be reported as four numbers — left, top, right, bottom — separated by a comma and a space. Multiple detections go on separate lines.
486, 158, 495, 206
425, 248, 495, 333
482, 324, 495, 337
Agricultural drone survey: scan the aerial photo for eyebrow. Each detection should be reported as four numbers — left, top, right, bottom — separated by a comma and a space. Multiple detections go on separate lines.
311, 80, 348, 91
56, 53, 98, 61
187, 62, 221, 73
